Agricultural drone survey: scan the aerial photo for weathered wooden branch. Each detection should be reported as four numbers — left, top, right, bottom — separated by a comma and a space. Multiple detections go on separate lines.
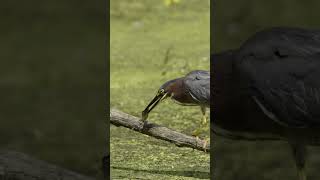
110, 108, 210, 153
0, 151, 95, 180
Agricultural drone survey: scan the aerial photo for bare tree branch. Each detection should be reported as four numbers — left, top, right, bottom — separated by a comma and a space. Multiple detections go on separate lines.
0, 151, 95, 180
110, 108, 210, 153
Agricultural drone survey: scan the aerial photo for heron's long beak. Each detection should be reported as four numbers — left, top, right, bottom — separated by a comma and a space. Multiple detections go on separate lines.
142, 92, 168, 121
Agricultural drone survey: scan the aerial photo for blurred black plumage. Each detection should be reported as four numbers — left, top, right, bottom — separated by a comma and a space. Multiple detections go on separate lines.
212, 27, 320, 180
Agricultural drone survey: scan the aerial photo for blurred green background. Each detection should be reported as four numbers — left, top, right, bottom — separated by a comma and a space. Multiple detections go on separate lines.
110, 0, 210, 179
0, 1, 105, 179
213, 0, 320, 180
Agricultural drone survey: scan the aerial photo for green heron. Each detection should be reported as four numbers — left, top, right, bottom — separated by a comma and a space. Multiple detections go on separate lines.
142, 70, 210, 135
212, 27, 320, 180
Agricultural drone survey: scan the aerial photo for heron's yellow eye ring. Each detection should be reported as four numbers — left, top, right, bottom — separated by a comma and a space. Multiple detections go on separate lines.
158, 89, 165, 94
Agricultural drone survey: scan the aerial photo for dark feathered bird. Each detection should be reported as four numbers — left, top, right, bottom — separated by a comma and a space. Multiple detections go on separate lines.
142, 70, 210, 133
212, 27, 320, 180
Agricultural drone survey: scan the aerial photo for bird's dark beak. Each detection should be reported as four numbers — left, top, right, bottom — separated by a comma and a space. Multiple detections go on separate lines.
142, 92, 167, 121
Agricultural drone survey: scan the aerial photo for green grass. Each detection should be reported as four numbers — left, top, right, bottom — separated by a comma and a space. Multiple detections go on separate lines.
111, 1, 210, 179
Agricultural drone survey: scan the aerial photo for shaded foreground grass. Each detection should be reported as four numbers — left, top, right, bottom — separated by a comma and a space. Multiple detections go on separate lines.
110, 1, 210, 179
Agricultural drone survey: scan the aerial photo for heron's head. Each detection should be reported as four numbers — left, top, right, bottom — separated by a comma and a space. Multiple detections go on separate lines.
141, 78, 182, 121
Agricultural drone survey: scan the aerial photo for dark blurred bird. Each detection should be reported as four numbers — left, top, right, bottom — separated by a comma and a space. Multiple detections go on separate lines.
212, 27, 320, 180
142, 70, 210, 134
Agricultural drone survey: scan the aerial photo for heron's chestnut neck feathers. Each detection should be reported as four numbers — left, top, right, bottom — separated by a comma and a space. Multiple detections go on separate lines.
161, 78, 183, 95
161, 78, 196, 104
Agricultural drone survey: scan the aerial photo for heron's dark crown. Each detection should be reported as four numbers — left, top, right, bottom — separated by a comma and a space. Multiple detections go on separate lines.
159, 78, 183, 94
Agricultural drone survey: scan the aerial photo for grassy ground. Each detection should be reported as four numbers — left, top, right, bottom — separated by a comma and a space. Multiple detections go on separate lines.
110, 1, 210, 179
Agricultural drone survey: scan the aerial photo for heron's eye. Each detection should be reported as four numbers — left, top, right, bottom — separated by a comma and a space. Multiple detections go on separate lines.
158, 89, 165, 94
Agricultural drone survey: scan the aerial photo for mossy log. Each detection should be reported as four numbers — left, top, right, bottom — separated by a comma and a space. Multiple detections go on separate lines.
110, 108, 210, 153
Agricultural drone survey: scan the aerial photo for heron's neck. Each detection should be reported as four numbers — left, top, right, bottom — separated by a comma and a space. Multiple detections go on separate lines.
170, 79, 195, 104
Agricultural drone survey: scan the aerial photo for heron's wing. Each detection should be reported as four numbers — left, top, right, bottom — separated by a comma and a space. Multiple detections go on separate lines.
236, 53, 320, 128
238, 27, 320, 58
183, 70, 210, 107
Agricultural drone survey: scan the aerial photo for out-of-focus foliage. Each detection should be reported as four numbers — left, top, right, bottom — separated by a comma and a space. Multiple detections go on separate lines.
164, 0, 181, 7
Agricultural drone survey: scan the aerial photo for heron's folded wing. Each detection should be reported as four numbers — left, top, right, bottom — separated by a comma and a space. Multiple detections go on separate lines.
236, 54, 320, 128
184, 70, 210, 107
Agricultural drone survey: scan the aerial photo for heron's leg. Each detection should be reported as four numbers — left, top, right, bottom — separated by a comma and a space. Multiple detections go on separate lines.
192, 107, 208, 136
200, 106, 207, 125
290, 143, 307, 180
